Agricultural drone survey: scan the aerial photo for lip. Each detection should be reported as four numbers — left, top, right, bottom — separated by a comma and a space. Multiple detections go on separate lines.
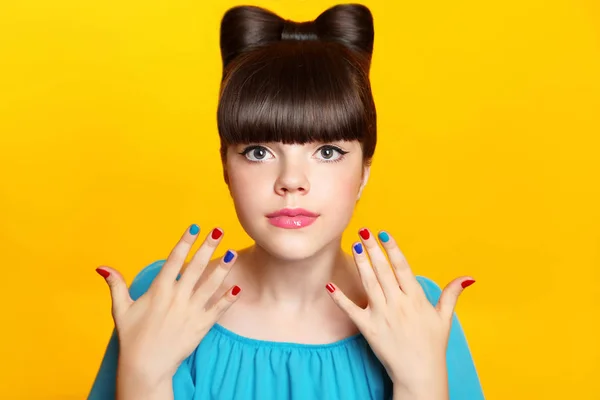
266, 208, 319, 218
266, 208, 319, 229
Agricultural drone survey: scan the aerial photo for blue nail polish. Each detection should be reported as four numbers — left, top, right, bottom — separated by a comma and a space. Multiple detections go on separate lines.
353, 243, 363, 254
224, 250, 235, 263
189, 224, 199, 235
378, 231, 390, 243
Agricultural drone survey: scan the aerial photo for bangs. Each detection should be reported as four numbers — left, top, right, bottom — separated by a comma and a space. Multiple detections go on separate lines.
217, 41, 376, 153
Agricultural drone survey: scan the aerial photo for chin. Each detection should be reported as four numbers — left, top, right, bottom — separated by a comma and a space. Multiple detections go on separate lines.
241, 219, 336, 261
259, 235, 322, 261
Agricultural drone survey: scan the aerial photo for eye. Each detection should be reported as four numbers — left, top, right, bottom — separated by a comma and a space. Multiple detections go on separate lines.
239, 145, 274, 162
315, 145, 349, 162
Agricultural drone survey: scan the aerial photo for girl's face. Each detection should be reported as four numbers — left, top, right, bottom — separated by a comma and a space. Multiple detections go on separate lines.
225, 140, 369, 260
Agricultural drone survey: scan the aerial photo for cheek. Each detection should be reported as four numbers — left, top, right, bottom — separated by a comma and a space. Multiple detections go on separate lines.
226, 163, 270, 218
313, 165, 363, 208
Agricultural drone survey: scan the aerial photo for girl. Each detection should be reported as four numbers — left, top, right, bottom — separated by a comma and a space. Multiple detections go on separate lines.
89, 4, 484, 399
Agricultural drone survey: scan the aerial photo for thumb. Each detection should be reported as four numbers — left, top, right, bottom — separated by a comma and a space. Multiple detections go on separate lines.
96, 266, 133, 321
436, 276, 475, 321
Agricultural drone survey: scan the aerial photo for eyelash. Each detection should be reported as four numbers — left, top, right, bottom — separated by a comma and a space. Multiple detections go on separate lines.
238, 145, 349, 163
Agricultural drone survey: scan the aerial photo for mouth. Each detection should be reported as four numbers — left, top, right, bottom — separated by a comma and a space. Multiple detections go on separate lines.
266, 208, 319, 229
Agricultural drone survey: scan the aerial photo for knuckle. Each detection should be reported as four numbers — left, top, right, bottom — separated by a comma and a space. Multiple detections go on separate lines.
212, 298, 232, 315
363, 276, 377, 291
171, 242, 191, 260
204, 237, 219, 248
149, 279, 172, 298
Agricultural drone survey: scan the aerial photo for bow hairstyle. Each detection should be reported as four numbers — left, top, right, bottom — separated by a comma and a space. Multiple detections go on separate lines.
215, 3, 378, 171
219, 4, 374, 70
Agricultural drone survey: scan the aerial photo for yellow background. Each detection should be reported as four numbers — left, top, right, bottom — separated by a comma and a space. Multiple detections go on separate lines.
1, 0, 598, 398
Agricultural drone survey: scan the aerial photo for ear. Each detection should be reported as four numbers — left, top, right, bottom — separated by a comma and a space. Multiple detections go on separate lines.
357, 165, 370, 200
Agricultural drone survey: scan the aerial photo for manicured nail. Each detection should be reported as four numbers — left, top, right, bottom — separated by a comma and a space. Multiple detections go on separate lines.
96, 268, 110, 279
359, 228, 370, 240
211, 228, 223, 240
378, 231, 390, 243
461, 279, 476, 288
224, 250, 235, 263
189, 224, 200, 235
326, 283, 335, 293
231, 285, 241, 296
353, 243, 363, 254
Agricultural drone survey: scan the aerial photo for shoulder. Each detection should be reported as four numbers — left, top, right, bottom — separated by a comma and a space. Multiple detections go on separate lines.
414, 275, 443, 306
128, 259, 167, 301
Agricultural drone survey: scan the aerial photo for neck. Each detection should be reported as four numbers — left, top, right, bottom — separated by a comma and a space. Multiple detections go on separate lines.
239, 238, 352, 311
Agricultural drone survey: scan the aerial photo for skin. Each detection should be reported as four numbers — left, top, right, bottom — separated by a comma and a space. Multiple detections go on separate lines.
98, 139, 473, 400
206, 140, 371, 343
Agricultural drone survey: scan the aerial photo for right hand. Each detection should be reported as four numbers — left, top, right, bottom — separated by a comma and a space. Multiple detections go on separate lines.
96, 224, 241, 386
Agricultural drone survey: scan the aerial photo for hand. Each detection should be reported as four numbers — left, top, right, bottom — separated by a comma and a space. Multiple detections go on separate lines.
326, 228, 475, 399
96, 225, 242, 390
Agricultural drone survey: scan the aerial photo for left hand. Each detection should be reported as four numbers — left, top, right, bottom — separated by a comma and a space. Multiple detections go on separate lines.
325, 228, 475, 397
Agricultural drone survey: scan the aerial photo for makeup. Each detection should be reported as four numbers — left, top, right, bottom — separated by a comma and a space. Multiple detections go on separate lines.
266, 208, 319, 229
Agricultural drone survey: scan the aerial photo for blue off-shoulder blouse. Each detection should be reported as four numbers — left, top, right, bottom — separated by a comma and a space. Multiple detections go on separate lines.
88, 259, 484, 399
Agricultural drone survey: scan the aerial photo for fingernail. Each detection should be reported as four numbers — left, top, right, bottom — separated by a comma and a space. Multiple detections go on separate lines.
378, 231, 390, 243
189, 224, 200, 235
224, 250, 235, 263
211, 228, 223, 240
231, 285, 241, 296
326, 283, 335, 293
359, 228, 370, 240
461, 279, 476, 288
96, 268, 110, 279
353, 243, 363, 254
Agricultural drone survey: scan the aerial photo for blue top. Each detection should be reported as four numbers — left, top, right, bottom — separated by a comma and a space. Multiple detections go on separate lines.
89, 259, 484, 399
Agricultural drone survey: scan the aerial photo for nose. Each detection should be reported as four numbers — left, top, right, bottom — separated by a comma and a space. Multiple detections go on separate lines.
274, 158, 310, 196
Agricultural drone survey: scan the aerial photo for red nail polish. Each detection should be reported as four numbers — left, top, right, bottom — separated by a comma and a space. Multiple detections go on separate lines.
461, 279, 476, 288
326, 283, 335, 293
231, 285, 241, 296
359, 229, 370, 240
211, 228, 223, 240
96, 268, 110, 279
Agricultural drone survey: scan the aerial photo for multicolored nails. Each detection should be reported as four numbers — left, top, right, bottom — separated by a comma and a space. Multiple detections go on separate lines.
461, 279, 476, 288
211, 228, 223, 240
378, 231, 390, 243
96, 268, 110, 279
224, 250, 235, 263
353, 243, 363, 254
189, 224, 200, 235
359, 228, 370, 240
325, 283, 335, 293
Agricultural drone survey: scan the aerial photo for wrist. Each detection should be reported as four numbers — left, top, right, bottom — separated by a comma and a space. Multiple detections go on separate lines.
391, 362, 449, 400
116, 359, 175, 400
392, 384, 448, 400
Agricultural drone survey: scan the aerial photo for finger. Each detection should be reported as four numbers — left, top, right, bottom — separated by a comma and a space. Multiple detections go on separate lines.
358, 228, 402, 302
96, 266, 133, 322
191, 249, 237, 306
206, 284, 242, 320
377, 231, 422, 296
325, 282, 366, 327
176, 227, 224, 295
153, 224, 201, 289
436, 276, 475, 321
352, 241, 386, 309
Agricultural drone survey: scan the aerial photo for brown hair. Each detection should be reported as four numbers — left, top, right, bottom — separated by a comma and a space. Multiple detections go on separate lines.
217, 4, 376, 165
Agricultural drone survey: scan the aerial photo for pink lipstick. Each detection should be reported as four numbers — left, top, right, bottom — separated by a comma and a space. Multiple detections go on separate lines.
266, 208, 319, 229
